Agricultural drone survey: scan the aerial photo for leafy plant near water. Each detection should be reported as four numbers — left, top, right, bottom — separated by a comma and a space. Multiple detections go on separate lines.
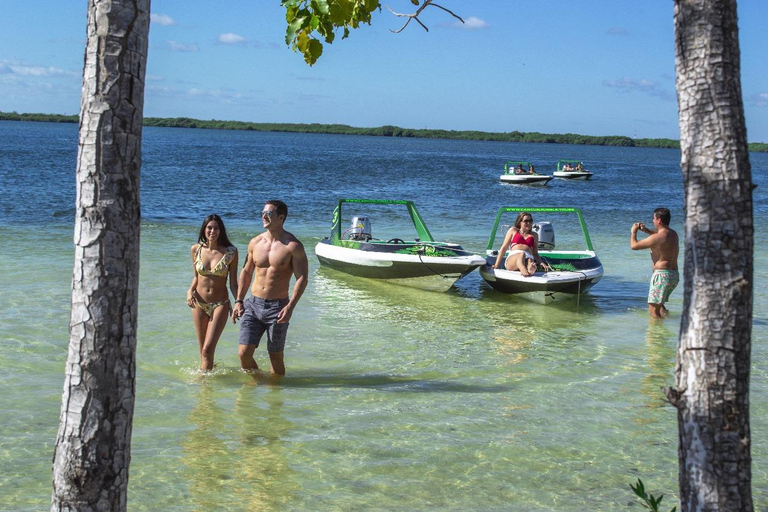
547, 262, 578, 272
396, 245, 456, 257
630, 479, 677, 512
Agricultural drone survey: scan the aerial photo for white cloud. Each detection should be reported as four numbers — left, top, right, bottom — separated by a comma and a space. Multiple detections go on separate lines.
752, 93, 768, 107
166, 40, 199, 52
146, 84, 244, 104
151, 13, 177, 26
252, 40, 283, 51
188, 87, 243, 101
604, 77, 657, 91
146, 74, 164, 82
464, 16, 490, 29
218, 33, 248, 45
448, 16, 490, 30
0, 60, 75, 77
603, 77, 676, 102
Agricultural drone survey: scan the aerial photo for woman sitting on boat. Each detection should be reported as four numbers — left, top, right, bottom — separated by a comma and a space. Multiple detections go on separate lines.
493, 212, 550, 277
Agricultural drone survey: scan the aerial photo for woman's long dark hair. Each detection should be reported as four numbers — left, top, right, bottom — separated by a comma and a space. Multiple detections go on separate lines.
197, 214, 234, 248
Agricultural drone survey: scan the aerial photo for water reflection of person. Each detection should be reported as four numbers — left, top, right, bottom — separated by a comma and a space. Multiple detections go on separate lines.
231, 383, 298, 508
639, 321, 677, 415
491, 323, 533, 366
181, 382, 232, 511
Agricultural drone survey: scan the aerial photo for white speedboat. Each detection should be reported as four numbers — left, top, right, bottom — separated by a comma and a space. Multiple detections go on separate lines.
315, 199, 485, 292
499, 161, 553, 185
479, 207, 603, 304
552, 159, 593, 180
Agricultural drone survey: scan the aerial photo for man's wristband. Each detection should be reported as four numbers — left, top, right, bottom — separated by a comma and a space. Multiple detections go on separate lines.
235, 299, 244, 305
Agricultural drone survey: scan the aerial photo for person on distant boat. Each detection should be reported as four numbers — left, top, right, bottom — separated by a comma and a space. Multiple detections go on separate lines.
232, 200, 308, 376
630, 207, 680, 318
528, 164, 536, 174
515, 164, 525, 175
493, 212, 551, 277
576, 162, 584, 171
187, 214, 239, 371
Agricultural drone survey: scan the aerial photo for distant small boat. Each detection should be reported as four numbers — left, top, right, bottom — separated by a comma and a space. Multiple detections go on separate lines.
499, 161, 553, 185
479, 206, 603, 304
315, 199, 485, 292
553, 159, 593, 180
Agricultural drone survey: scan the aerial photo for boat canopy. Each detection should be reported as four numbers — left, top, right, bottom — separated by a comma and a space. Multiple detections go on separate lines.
329, 199, 435, 244
504, 161, 532, 174
556, 159, 584, 171
484, 207, 594, 252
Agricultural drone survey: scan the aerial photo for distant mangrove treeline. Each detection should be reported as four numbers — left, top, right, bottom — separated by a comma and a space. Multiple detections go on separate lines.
2, 110, 766, 153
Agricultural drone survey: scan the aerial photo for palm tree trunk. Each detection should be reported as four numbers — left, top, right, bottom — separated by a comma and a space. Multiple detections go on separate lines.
51, 1, 150, 510
671, 0, 753, 510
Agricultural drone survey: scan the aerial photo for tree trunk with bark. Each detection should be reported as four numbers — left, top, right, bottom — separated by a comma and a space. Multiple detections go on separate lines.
670, 0, 753, 510
51, 1, 150, 510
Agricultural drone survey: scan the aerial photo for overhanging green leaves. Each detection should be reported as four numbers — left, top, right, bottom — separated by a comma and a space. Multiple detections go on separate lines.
283, 0, 385, 66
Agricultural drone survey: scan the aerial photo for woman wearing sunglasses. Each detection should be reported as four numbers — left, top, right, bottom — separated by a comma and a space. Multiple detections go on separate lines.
187, 214, 239, 370
493, 211, 550, 277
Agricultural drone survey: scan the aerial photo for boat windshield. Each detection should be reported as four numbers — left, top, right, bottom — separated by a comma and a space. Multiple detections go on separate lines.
486, 208, 594, 253
557, 160, 585, 172
330, 199, 436, 244
505, 161, 533, 174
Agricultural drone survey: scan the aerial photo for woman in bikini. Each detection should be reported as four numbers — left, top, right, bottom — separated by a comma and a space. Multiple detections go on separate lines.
493, 212, 550, 277
186, 214, 238, 370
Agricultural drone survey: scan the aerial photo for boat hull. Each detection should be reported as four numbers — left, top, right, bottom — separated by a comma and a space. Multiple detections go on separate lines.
553, 171, 593, 180
316, 240, 485, 292
499, 175, 553, 185
479, 254, 603, 304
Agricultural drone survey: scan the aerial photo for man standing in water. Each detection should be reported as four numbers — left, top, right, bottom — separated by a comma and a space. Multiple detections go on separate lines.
233, 200, 308, 375
630, 207, 680, 318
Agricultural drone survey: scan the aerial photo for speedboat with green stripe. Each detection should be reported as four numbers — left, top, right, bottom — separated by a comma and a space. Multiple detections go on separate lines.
479, 207, 603, 304
553, 159, 594, 180
499, 161, 553, 185
315, 199, 485, 292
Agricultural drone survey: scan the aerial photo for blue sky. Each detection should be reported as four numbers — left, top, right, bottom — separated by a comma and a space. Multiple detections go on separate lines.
1, 1, 766, 141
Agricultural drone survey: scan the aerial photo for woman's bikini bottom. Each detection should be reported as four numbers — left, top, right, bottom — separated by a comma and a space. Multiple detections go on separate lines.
505, 249, 533, 268
194, 297, 231, 319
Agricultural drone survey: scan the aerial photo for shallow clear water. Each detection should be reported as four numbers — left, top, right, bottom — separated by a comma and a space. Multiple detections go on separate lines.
1, 120, 767, 510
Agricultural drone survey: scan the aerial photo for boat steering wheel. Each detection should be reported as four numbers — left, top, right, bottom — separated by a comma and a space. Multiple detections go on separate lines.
387, 238, 406, 244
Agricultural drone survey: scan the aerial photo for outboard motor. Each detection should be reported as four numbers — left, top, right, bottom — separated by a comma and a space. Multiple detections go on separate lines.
533, 221, 555, 250
347, 216, 372, 241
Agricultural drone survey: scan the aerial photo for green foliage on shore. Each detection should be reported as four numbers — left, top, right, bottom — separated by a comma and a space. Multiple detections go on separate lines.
0, 111, 79, 123
2, 110, 766, 152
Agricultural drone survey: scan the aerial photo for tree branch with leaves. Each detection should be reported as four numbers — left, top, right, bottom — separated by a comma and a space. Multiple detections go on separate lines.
282, 0, 463, 65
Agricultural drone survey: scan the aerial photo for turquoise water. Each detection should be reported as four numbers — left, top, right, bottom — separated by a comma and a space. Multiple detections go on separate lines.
1, 121, 767, 510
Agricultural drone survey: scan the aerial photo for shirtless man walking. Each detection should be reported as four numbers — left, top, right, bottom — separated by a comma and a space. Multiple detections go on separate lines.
630, 207, 680, 318
233, 200, 308, 375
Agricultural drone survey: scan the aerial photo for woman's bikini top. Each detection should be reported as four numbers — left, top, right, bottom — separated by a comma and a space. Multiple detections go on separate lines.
510, 231, 535, 249
195, 245, 235, 277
